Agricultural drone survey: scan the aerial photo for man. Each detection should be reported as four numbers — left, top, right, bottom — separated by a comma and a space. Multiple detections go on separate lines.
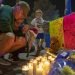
21, 0, 34, 16
0, 1, 30, 64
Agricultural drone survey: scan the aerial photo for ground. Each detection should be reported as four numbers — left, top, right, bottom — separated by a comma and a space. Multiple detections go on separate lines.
0, 49, 46, 75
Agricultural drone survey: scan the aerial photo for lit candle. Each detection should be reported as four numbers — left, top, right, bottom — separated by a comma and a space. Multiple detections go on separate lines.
48, 56, 51, 60
41, 57, 47, 63
28, 63, 33, 75
33, 60, 37, 75
48, 56, 55, 62
43, 60, 50, 75
36, 65, 43, 75
36, 56, 42, 61
22, 65, 29, 75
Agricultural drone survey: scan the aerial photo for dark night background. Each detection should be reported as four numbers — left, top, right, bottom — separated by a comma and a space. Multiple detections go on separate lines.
2, 0, 75, 20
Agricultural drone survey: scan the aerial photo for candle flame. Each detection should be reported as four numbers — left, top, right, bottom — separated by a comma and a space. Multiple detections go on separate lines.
22, 65, 29, 71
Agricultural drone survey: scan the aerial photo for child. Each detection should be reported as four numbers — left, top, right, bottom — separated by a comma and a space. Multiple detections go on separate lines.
31, 9, 45, 55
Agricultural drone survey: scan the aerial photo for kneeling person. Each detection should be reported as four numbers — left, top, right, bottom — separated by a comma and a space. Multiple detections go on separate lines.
0, 1, 30, 57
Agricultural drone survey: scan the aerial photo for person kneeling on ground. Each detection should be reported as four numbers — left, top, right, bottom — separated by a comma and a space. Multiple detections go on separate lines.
0, 1, 30, 63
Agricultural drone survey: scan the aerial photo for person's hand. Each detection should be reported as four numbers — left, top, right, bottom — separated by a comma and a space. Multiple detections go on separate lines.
22, 24, 29, 33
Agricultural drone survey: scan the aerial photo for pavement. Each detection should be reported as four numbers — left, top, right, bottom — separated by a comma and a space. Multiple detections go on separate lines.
0, 49, 46, 75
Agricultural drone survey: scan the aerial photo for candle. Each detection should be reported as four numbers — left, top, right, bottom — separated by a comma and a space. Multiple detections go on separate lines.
36, 65, 43, 75
33, 60, 37, 75
28, 63, 33, 75
48, 56, 55, 62
43, 60, 50, 75
22, 65, 29, 75
36, 56, 42, 61
48, 56, 52, 62
39, 62, 43, 68
41, 57, 48, 63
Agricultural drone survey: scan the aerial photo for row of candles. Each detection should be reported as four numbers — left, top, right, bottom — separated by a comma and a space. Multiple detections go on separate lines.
22, 54, 56, 75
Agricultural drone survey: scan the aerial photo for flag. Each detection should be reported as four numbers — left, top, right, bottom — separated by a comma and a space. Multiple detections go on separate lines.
49, 18, 64, 49
64, 13, 75, 49
65, 0, 71, 15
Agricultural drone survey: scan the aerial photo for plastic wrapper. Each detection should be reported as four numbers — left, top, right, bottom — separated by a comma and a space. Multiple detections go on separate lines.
48, 51, 75, 75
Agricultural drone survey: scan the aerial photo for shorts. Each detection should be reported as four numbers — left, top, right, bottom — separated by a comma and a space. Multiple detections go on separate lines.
36, 33, 44, 39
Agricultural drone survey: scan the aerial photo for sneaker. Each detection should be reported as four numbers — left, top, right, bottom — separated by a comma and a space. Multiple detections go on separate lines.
0, 58, 11, 66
